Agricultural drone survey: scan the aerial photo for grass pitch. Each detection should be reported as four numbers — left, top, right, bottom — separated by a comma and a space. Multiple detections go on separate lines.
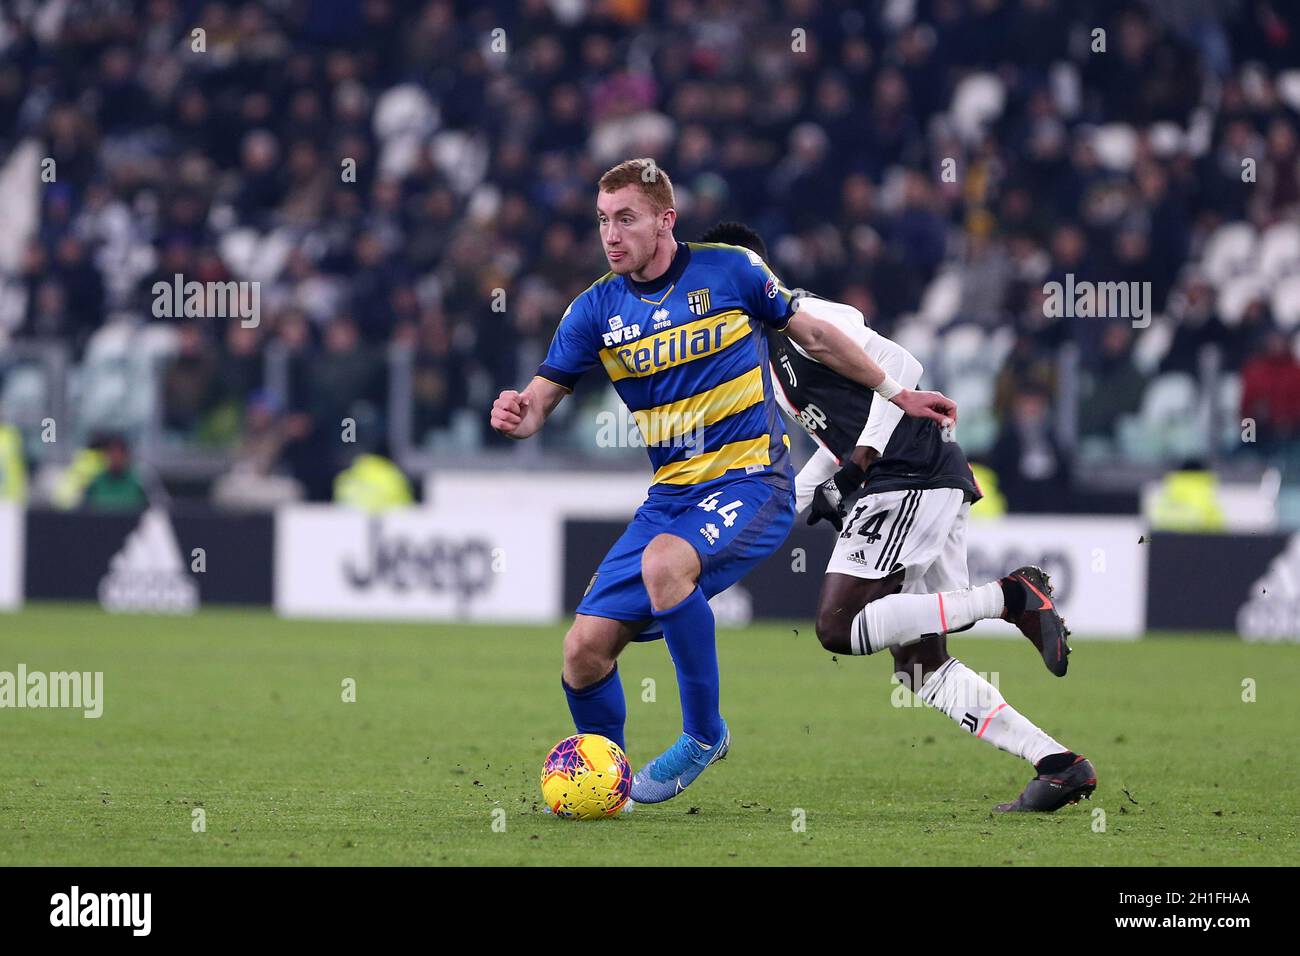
1, 603, 1296, 866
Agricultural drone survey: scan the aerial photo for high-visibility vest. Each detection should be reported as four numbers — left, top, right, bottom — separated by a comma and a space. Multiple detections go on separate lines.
968, 463, 1006, 518
0, 425, 26, 501
52, 448, 108, 509
333, 454, 414, 512
1149, 470, 1225, 531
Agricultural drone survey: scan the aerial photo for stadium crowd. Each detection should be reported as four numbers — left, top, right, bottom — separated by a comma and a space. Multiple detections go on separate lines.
1, 0, 1300, 508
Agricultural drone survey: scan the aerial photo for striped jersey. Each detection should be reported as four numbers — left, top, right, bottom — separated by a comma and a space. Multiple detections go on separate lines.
538, 241, 796, 496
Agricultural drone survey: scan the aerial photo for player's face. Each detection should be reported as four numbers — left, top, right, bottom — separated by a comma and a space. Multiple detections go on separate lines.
596, 186, 666, 275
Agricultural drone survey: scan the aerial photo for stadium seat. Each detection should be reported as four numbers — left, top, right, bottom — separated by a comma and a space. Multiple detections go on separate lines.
950, 73, 1006, 143
1131, 316, 1173, 374
1201, 222, 1258, 285
218, 228, 293, 283
1258, 221, 1300, 280
1076, 434, 1117, 467
0, 364, 48, 428
1138, 372, 1207, 460
986, 326, 1015, 367
430, 129, 491, 195
889, 321, 936, 372
1217, 372, 1243, 451
72, 360, 134, 432
1116, 412, 1160, 464
217, 229, 259, 279
1141, 372, 1197, 420
952, 406, 998, 456
84, 320, 136, 361
918, 270, 963, 326
1279, 485, 1300, 529
944, 369, 998, 454
1277, 70, 1300, 113
375, 86, 441, 178
1270, 273, 1300, 329
1091, 123, 1139, 171
1217, 275, 1266, 326
1149, 121, 1186, 157
137, 323, 181, 361
946, 368, 994, 407
939, 324, 987, 371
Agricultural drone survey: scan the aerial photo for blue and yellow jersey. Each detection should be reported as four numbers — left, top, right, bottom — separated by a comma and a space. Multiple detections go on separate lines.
538, 241, 796, 496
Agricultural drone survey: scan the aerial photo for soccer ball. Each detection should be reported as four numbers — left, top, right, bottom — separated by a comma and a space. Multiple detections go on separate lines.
540, 734, 632, 820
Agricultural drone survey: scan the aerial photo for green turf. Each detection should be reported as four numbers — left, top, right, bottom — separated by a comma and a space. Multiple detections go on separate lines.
1, 603, 1296, 865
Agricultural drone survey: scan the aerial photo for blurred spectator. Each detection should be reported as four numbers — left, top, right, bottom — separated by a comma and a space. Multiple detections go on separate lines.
210, 389, 305, 510
994, 334, 1057, 420
161, 323, 220, 437
1240, 331, 1300, 451
306, 316, 384, 476
82, 435, 148, 511
1148, 462, 1227, 531
333, 450, 413, 511
411, 313, 467, 441
988, 387, 1069, 513
1079, 325, 1146, 439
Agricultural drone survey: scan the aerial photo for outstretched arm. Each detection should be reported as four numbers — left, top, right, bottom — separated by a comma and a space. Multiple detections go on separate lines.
856, 329, 924, 454
490, 376, 569, 440
784, 308, 956, 427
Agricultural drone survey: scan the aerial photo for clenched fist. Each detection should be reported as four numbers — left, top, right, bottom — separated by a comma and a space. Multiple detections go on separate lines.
490, 389, 531, 437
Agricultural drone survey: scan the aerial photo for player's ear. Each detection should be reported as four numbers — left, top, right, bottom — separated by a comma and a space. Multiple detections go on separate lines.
659, 207, 676, 234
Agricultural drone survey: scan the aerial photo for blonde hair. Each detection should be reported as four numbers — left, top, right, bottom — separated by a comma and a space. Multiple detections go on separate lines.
598, 158, 675, 214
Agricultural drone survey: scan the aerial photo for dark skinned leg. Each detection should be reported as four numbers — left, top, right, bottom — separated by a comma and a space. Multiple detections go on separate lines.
814, 572, 953, 686
814, 569, 905, 654
890, 633, 951, 693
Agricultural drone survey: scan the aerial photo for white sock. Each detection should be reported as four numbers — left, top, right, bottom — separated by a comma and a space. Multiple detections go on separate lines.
918, 658, 1067, 766
849, 581, 1004, 655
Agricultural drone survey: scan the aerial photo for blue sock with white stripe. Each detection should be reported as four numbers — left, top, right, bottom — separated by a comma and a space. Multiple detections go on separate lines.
562, 664, 626, 753
654, 585, 724, 747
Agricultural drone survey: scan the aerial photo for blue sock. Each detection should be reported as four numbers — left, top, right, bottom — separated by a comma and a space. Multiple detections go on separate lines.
562, 664, 626, 754
654, 586, 723, 746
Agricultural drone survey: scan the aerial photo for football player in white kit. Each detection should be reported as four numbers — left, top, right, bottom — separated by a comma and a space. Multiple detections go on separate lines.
699, 223, 1098, 812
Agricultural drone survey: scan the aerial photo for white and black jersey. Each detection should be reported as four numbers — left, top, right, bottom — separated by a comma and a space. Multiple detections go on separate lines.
768, 297, 981, 504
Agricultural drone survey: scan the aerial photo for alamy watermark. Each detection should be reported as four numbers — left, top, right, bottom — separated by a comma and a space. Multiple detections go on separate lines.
890, 664, 1000, 711
50, 886, 150, 935
595, 404, 707, 453
1, 664, 103, 718
1043, 273, 1151, 328
152, 273, 260, 327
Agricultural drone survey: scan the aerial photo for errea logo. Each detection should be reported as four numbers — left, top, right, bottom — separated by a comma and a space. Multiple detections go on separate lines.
652, 308, 671, 329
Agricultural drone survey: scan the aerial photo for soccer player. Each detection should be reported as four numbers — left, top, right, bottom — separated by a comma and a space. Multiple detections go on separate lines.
490, 160, 957, 805
698, 222, 1098, 812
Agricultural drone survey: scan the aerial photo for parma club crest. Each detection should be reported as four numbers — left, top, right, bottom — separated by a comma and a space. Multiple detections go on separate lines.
686, 288, 711, 316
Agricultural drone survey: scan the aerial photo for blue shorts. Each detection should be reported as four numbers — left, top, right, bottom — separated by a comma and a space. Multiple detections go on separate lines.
576, 474, 795, 640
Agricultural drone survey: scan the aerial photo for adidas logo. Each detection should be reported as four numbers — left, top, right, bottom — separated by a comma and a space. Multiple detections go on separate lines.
97, 508, 198, 614
846, 549, 870, 566
1237, 533, 1300, 641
